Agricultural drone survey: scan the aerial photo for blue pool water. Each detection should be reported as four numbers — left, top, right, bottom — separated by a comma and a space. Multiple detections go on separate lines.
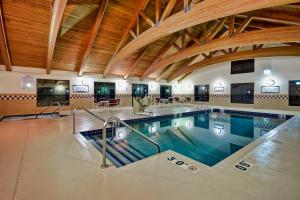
81, 110, 290, 167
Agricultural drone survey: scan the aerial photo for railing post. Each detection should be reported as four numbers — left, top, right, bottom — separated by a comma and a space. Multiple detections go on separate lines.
73, 109, 76, 134
101, 124, 108, 168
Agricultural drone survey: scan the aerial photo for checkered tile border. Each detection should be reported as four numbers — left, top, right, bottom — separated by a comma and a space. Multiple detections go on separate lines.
70, 94, 94, 99
254, 94, 288, 100
210, 94, 231, 98
0, 94, 36, 100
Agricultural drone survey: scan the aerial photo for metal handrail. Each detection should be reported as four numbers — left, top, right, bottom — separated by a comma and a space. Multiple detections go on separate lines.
36, 101, 61, 119
72, 107, 161, 168
72, 107, 106, 134
101, 116, 161, 168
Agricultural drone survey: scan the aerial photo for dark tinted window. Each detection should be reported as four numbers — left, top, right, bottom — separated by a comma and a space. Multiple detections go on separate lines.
160, 85, 172, 99
231, 83, 254, 104
37, 79, 70, 107
289, 80, 300, 106
194, 85, 209, 102
231, 59, 254, 74
132, 84, 148, 97
94, 82, 116, 100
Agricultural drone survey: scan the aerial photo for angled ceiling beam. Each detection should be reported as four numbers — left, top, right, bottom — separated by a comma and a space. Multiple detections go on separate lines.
228, 16, 235, 36
103, 0, 149, 77
168, 46, 300, 81
178, 72, 192, 82
124, 47, 150, 79
144, 26, 300, 77
0, 3, 12, 71
236, 16, 252, 34
156, 0, 161, 24
107, 0, 296, 71
160, 0, 177, 22
47, 0, 68, 74
141, 34, 181, 80
78, 0, 108, 76
140, 11, 155, 27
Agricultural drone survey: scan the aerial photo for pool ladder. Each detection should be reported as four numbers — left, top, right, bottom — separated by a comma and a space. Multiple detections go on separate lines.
72, 107, 161, 168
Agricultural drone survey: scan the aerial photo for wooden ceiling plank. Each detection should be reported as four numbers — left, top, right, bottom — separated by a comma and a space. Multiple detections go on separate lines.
0, 2, 12, 71
47, 0, 68, 74
78, 0, 109, 76
169, 46, 300, 81
160, 0, 177, 22
124, 47, 150, 79
145, 26, 300, 77
141, 34, 181, 80
103, 0, 149, 77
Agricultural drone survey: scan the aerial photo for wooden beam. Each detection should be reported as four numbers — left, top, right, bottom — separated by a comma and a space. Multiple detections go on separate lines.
78, 0, 108, 76
143, 26, 300, 77
47, 0, 68, 74
236, 16, 252, 34
172, 42, 181, 51
181, 30, 186, 49
184, 0, 189, 12
0, 2, 12, 71
228, 16, 235, 36
140, 11, 155, 27
130, 29, 137, 39
108, 0, 296, 70
141, 34, 181, 80
178, 72, 192, 82
169, 46, 300, 81
160, 0, 177, 21
208, 18, 227, 40
155, 0, 161, 24
124, 47, 150, 79
103, 0, 149, 77
186, 30, 201, 45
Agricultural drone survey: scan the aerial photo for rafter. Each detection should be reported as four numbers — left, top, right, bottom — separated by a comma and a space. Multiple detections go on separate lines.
140, 11, 155, 27
124, 47, 150, 79
155, 0, 160, 24
0, 2, 12, 71
107, 0, 295, 71
236, 16, 252, 34
168, 46, 300, 81
228, 16, 235, 36
47, 0, 67, 74
141, 34, 181, 80
178, 72, 192, 82
160, 0, 177, 22
103, 0, 149, 77
78, 0, 108, 76
144, 26, 300, 77
207, 18, 227, 40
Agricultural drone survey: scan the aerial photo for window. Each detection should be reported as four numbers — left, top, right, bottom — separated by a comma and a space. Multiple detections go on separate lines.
94, 82, 116, 101
231, 83, 254, 104
132, 84, 148, 97
194, 85, 209, 102
289, 80, 300, 106
231, 59, 254, 74
37, 79, 70, 107
160, 85, 172, 99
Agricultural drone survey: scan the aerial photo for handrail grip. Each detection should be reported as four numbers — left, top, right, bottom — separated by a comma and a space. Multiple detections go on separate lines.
101, 116, 161, 168
36, 101, 61, 118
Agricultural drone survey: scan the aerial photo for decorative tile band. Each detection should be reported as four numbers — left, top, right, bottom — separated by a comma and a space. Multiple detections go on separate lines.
209, 94, 289, 100
0, 94, 36, 100
70, 94, 94, 99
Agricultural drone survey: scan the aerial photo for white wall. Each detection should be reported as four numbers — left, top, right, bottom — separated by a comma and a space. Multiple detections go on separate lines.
178, 56, 300, 94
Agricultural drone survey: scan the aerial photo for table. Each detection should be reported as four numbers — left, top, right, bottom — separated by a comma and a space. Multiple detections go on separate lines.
98, 100, 109, 112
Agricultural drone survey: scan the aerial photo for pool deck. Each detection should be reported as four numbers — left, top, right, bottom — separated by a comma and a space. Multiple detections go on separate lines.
0, 105, 299, 200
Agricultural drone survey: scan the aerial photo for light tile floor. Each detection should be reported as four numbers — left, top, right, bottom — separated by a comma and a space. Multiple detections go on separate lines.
0, 105, 299, 200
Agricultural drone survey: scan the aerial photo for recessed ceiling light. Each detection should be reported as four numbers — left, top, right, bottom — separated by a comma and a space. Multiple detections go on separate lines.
263, 69, 271, 75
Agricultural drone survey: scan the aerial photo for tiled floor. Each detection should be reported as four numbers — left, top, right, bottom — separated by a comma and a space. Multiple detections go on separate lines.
0, 105, 299, 200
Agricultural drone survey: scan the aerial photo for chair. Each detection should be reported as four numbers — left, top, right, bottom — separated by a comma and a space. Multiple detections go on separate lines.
168, 97, 173, 104
108, 99, 120, 111
185, 97, 191, 103
174, 97, 179, 103
155, 97, 160, 105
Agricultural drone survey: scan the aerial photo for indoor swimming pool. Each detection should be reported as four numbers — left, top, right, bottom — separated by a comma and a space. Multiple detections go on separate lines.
81, 110, 292, 167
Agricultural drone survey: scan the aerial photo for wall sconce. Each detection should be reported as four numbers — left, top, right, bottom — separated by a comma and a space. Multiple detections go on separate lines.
214, 82, 224, 92
263, 68, 271, 75
266, 79, 275, 86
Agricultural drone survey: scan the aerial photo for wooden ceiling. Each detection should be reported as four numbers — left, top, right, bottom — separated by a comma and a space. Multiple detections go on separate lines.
0, 0, 300, 81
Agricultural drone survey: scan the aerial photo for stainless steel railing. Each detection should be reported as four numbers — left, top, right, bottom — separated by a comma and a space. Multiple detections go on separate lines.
101, 117, 160, 168
72, 107, 161, 168
36, 101, 63, 119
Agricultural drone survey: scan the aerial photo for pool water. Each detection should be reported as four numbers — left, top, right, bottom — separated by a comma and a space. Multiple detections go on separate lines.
82, 110, 289, 167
